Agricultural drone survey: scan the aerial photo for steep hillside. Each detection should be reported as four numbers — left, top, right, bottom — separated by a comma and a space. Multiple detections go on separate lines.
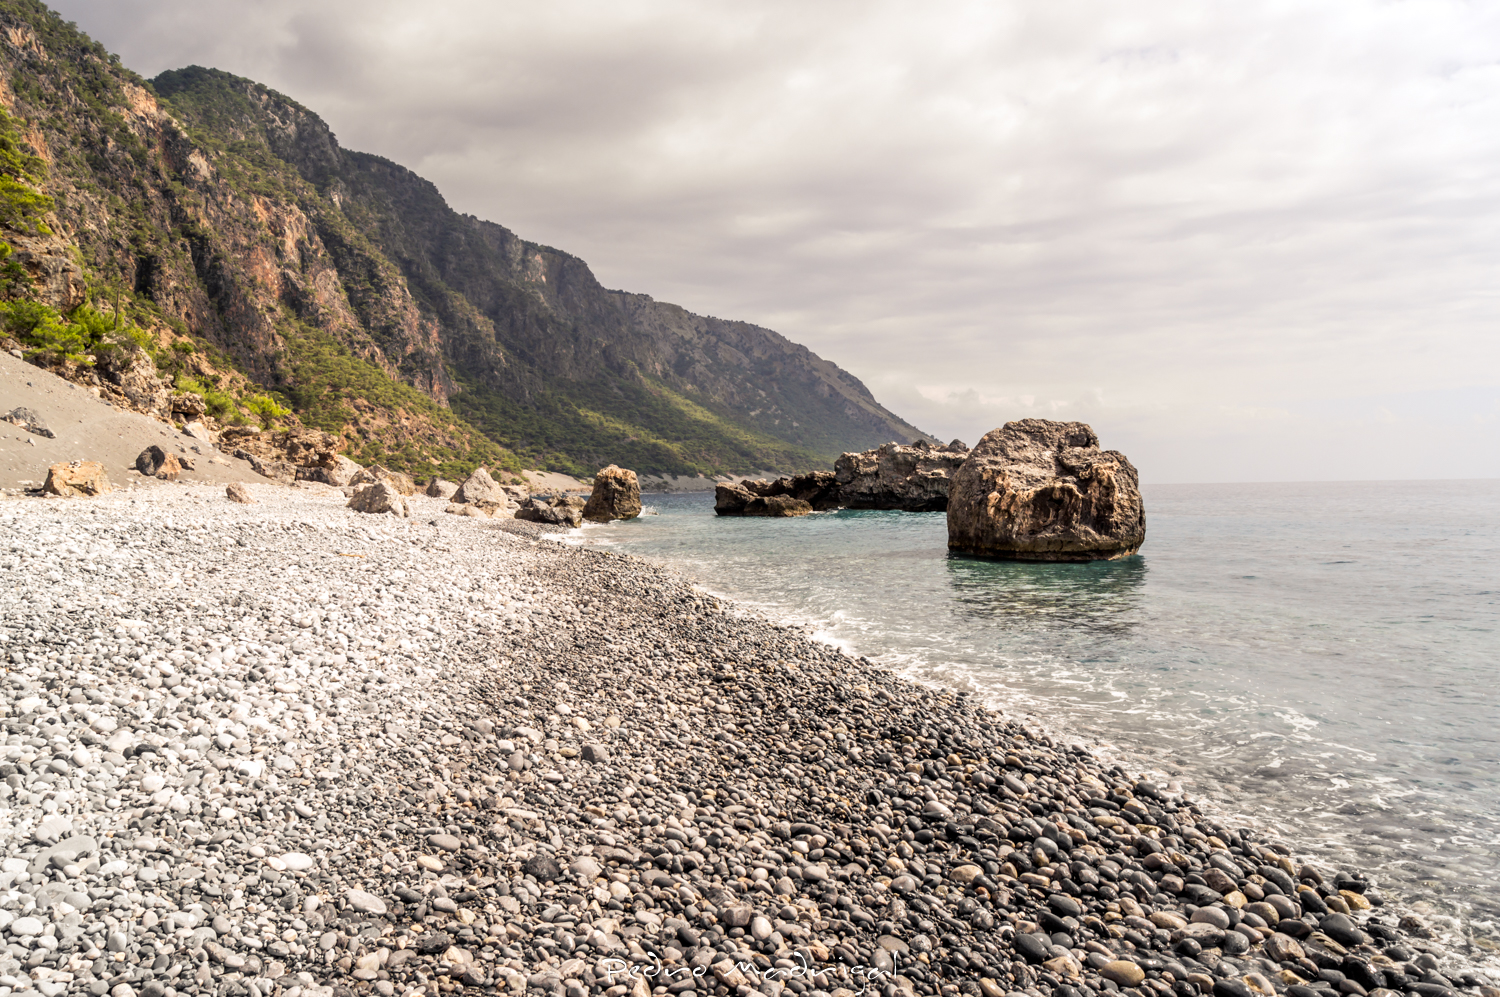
0, 1, 930, 477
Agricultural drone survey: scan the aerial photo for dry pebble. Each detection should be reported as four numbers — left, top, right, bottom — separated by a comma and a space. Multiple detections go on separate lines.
0, 483, 1490, 997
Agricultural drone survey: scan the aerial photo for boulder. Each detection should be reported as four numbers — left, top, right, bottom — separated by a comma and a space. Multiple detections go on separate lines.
582, 465, 642, 522
451, 466, 511, 513
834, 439, 968, 511
43, 460, 111, 497
296, 455, 362, 487
425, 478, 457, 498
444, 503, 490, 519
515, 495, 586, 527
4, 406, 53, 438
946, 419, 1145, 561
349, 464, 416, 496
135, 445, 182, 480
347, 481, 410, 518
226, 482, 255, 504
714, 471, 838, 516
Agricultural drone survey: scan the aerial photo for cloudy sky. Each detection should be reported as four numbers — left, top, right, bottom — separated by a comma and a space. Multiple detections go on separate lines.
52, 0, 1500, 481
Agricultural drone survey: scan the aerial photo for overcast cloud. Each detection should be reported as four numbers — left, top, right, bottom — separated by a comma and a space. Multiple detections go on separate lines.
49, 0, 1500, 481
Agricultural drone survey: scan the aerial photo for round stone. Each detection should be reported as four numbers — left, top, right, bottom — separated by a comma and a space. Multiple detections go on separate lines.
279, 852, 315, 872
8, 916, 43, 936
950, 864, 983, 884
1101, 960, 1145, 987
1192, 906, 1231, 929
427, 833, 462, 852
346, 889, 387, 915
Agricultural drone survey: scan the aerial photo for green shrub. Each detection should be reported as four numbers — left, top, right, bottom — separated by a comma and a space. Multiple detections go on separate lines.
0, 107, 53, 237
243, 392, 290, 429
0, 299, 152, 366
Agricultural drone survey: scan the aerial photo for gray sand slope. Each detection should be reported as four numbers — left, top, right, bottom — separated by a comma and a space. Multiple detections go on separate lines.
0, 352, 263, 491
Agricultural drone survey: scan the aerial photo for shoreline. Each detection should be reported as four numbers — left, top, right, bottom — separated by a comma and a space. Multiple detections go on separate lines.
0, 483, 1491, 997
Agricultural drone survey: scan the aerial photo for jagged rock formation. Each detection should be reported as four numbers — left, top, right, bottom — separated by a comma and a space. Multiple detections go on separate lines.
946, 419, 1145, 561
715, 439, 970, 516
714, 472, 837, 516
835, 439, 969, 512
0, 6, 931, 479
581, 465, 641, 522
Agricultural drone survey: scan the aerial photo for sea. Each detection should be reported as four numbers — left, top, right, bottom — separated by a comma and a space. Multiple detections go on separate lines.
570, 480, 1500, 958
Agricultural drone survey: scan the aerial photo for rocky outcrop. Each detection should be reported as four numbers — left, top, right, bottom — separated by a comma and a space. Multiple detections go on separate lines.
582, 465, 641, 522
516, 495, 586, 527
241, 454, 296, 485
223, 427, 352, 485
834, 439, 969, 511
94, 346, 170, 419
946, 419, 1145, 561
714, 471, 839, 517
43, 461, 111, 497
347, 481, 410, 517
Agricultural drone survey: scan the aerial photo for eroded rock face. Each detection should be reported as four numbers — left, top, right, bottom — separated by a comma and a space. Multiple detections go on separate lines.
582, 465, 641, 522
43, 461, 111, 497
946, 419, 1144, 561
835, 440, 968, 512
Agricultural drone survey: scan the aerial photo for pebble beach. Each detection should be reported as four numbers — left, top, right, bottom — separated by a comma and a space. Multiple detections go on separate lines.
0, 483, 1491, 997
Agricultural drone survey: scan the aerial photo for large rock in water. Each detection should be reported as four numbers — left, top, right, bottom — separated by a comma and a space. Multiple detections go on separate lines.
947, 419, 1144, 561
835, 440, 969, 511
714, 471, 838, 516
582, 465, 642, 522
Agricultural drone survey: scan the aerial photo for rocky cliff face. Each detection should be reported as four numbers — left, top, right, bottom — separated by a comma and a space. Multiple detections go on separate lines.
0, 4, 929, 478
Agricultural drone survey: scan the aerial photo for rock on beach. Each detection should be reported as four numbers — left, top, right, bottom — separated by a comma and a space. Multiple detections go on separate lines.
0, 483, 1479, 997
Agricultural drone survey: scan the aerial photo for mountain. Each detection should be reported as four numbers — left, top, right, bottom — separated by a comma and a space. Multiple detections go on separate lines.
0, 1, 930, 479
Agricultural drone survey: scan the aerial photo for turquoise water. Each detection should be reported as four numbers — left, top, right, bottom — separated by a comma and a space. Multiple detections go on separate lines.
573, 481, 1500, 940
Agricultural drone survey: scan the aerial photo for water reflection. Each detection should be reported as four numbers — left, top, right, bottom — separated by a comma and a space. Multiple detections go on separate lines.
944, 553, 1148, 639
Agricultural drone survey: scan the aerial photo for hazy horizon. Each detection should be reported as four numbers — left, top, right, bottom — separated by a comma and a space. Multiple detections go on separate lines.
44, 0, 1500, 484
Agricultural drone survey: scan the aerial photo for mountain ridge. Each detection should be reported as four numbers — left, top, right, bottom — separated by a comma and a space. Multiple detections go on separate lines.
0, 4, 931, 480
